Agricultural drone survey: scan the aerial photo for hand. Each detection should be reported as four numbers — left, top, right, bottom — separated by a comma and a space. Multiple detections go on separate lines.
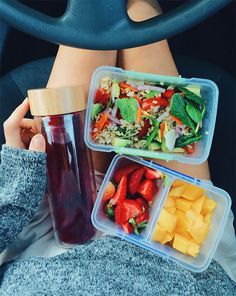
3, 98, 46, 152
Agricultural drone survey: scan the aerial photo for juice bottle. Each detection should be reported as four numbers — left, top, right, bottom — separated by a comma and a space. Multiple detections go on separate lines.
28, 86, 96, 246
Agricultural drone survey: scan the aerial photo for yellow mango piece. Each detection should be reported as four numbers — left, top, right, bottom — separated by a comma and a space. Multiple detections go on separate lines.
176, 209, 185, 219
189, 222, 208, 244
166, 207, 176, 215
161, 232, 174, 244
176, 198, 193, 212
187, 241, 200, 257
169, 185, 187, 197
185, 209, 198, 223
182, 184, 205, 201
176, 230, 193, 240
204, 213, 212, 224
158, 208, 177, 233
201, 198, 217, 215
172, 179, 186, 188
152, 223, 166, 242
173, 234, 189, 254
164, 196, 176, 208
176, 215, 191, 233
192, 195, 206, 215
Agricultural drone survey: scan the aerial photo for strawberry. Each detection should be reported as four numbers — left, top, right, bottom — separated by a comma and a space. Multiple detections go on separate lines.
110, 176, 127, 205
137, 179, 155, 202
115, 200, 143, 225
102, 182, 116, 202
162, 89, 175, 100
128, 167, 145, 196
135, 197, 149, 224
138, 119, 152, 139
144, 167, 163, 180
121, 221, 134, 234
114, 163, 141, 184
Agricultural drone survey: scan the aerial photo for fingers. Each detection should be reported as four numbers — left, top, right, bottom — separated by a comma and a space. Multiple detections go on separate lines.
28, 134, 46, 152
20, 118, 39, 133
4, 98, 29, 131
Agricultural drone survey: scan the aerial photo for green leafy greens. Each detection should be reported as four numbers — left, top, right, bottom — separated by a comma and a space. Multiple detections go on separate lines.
186, 103, 203, 124
170, 93, 196, 131
115, 98, 138, 123
178, 86, 204, 105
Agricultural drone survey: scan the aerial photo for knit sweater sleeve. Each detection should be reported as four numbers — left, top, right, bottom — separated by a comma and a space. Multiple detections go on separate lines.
0, 145, 47, 252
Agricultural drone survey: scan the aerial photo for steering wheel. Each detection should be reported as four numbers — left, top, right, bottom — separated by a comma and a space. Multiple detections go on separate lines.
0, 0, 232, 49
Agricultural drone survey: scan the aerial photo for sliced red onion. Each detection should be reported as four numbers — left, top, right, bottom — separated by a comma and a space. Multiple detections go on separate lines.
137, 85, 165, 92
109, 115, 121, 125
111, 105, 118, 117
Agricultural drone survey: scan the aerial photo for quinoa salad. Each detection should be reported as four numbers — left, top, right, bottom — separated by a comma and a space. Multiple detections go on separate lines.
90, 77, 206, 154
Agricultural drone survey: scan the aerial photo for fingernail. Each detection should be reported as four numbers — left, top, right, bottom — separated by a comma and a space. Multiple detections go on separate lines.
33, 134, 45, 146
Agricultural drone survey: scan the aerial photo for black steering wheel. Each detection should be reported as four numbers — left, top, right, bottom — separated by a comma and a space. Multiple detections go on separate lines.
0, 0, 232, 50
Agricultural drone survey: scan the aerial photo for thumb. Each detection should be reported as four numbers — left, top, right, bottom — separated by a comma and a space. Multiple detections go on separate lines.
29, 134, 46, 152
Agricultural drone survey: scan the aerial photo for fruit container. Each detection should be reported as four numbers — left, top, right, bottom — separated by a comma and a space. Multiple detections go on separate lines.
91, 154, 231, 272
85, 66, 219, 164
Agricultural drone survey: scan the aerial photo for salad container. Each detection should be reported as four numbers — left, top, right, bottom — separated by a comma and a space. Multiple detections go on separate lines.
85, 66, 219, 164
91, 155, 231, 272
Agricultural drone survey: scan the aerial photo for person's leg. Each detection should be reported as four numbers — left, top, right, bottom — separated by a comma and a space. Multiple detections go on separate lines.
119, 0, 210, 179
47, 46, 117, 173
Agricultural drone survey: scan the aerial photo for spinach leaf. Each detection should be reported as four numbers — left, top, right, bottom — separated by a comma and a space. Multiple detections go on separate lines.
178, 86, 204, 105
175, 134, 202, 147
115, 98, 138, 123
186, 103, 203, 124
170, 93, 196, 131
91, 103, 103, 121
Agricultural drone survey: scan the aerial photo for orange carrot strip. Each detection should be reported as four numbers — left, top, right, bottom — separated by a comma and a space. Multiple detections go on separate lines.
160, 121, 166, 140
136, 108, 142, 123
119, 82, 138, 92
95, 113, 109, 131
170, 113, 183, 125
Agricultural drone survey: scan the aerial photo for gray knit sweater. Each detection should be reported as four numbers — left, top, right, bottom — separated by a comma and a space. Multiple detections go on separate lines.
0, 146, 235, 296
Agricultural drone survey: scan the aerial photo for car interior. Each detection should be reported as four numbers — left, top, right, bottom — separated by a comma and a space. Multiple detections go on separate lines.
0, 0, 235, 228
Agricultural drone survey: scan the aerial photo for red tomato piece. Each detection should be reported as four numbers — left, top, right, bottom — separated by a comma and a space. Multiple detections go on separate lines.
162, 89, 175, 99
184, 143, 195, 154
141, 97, 169, 111
94, 89, 110, 106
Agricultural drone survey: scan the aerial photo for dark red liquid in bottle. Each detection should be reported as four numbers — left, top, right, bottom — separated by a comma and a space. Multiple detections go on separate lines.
42, 111, 96, 246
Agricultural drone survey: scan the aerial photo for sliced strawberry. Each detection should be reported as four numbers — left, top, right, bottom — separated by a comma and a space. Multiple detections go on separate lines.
128, 167, 145, 196
121, 221, 134, 234
94, 89, 110, 106
115, 200, 143, 225
110, 176, 127, 205
144, 167, 163, 180
162, 89, 175, 99
102, 181, 116, 202
138, 119, 152, 139
135, 198, 149, 222
114, 163, 141, 184
137, 179, 155, 202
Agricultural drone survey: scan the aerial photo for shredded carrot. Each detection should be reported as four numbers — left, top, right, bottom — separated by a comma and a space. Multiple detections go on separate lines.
133, 94, 142, 104
95, 113, 109, 131
170, 113, 183, 125
119, 82, 138, 92
160, 121, 166, 140
136, 108, 142, 123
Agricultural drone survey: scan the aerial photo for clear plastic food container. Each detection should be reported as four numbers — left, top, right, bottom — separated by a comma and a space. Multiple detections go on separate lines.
91, 154, 231, 272
85, 66, 219, 164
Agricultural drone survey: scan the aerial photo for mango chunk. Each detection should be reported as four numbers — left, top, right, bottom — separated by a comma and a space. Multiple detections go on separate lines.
189, 222, 208, 244
172, 179, 186, 188
192, 195, 206, 215
158, 209, 177, 233
175, 230, 193, 240
152, 224, 166, 242
161, 232, 174, 244
176, 198, 193, 212
182, 184, 205, 201
169, 185, 187, 197
201, 198, 217, 215
166, 207, 176, 215
187, 241, 200, 257
164, 196, 176, 208
173, 234, 189, 254
204, 213, 212, 224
